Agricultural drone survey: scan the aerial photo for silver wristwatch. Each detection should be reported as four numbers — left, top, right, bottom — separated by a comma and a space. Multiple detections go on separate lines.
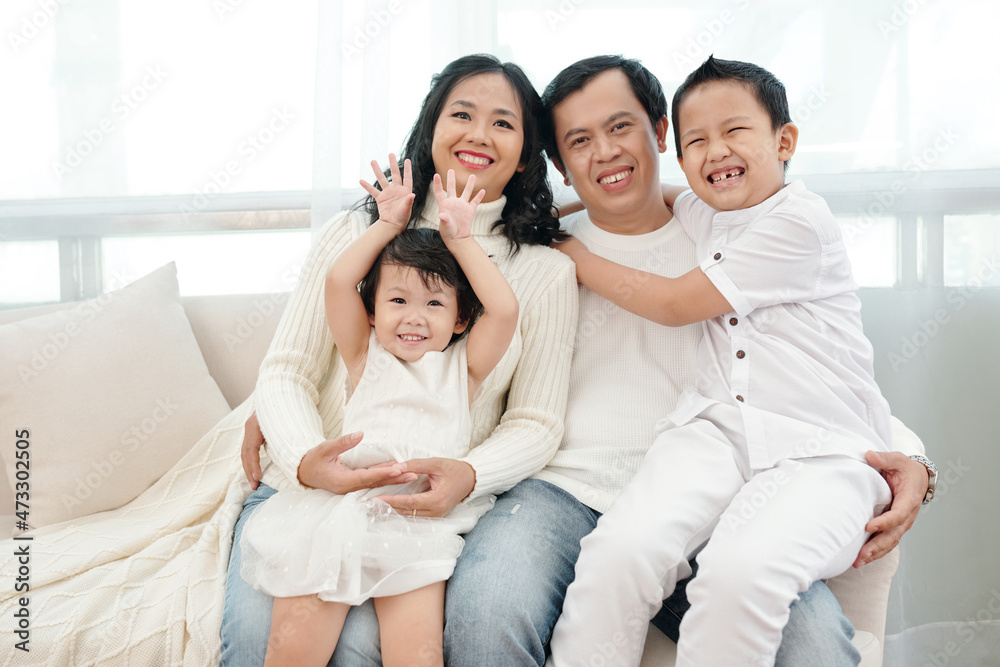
908, 455, 938, 504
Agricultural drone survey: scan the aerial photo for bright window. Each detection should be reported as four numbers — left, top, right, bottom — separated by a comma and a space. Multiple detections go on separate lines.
0, 240, 61, 304
101, 231, 312, 296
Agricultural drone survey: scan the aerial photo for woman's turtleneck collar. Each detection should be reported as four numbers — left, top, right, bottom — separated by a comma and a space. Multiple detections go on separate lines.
416, 188, 508, 238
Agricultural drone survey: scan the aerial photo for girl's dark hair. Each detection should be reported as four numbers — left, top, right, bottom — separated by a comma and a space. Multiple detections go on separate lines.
360, 54, 566, 252
359, 228, 483, 344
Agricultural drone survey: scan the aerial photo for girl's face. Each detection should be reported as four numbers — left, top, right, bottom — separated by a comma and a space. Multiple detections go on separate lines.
368, 264, 467, 362
431, 72, 526, 204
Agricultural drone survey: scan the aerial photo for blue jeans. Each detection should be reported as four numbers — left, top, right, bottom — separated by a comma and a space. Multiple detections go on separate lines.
219, 479, 860, 666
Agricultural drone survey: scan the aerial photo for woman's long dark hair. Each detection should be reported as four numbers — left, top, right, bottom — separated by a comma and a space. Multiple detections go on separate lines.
360, 54, 566, 252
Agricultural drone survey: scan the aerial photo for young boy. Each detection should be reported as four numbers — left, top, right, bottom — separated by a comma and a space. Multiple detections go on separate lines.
548, 55, 894, 667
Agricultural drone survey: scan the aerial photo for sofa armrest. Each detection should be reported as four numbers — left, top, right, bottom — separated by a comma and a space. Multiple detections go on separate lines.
826, 546, 899, 650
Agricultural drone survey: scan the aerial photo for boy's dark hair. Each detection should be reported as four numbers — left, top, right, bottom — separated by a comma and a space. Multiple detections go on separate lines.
358, 228, 483, 345
671, 55, 793, 169
360, 54, 565, 252
540, 55, 667, 168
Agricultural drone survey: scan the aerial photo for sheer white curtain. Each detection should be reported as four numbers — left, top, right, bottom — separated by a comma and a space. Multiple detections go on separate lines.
315, 2, 999, 665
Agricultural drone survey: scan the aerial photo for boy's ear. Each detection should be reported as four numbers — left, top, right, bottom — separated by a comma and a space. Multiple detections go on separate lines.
655, 116, 669, 153
550, 156, 571, 186
368, 312, 376, 326
777, 122, 798, 162
453, 318, 469, 335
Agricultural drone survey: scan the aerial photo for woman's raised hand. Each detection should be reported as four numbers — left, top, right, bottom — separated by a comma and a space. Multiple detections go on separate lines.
360, 153, 414, 230
434, 170, 487, 243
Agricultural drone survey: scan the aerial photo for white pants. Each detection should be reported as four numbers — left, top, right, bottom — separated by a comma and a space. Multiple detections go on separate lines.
548, 412, 891, 667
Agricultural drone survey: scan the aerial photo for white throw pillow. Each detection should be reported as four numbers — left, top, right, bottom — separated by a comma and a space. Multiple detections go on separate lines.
0, 263, 231, 530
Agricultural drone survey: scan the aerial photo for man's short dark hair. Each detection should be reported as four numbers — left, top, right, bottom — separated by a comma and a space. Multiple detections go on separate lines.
671, 55, 792, 163
540, 55, 667, 166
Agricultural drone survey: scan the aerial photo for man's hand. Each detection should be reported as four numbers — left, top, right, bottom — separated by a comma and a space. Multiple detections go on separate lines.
853, 450, 929, 567
241, 412, 265, 490
297, 433, 419, 495
377, 458, 476, 517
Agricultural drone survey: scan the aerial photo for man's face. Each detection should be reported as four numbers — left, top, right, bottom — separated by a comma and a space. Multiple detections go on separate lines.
550, 69, 669, 231
676, 80, 797, 211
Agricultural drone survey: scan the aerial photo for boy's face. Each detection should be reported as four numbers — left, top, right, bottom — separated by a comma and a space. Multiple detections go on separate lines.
551, 69, 669, 231
676, 81, 797, 211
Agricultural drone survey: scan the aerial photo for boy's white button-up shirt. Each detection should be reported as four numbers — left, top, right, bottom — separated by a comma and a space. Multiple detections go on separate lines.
666, 181, 892, 469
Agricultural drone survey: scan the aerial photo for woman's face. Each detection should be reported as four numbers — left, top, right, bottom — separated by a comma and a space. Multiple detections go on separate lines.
431, 72, 526, 203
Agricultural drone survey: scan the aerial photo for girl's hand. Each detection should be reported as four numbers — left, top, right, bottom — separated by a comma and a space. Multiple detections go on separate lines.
434, 170, 486, 243
359, 153, 415, 230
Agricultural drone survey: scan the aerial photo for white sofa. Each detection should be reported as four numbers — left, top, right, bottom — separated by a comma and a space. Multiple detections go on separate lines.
0, 289, 900, 665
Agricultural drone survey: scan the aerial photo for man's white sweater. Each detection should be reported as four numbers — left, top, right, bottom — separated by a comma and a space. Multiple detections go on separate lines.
536, 212, 702, 513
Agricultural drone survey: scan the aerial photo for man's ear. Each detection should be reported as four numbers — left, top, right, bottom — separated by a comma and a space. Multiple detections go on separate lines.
777, 122, 798, 162
655, 116, 669, 153
550, 156, 571, 186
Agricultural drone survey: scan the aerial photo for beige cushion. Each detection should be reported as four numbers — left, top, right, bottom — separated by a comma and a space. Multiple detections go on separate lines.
0, 263, 230, 530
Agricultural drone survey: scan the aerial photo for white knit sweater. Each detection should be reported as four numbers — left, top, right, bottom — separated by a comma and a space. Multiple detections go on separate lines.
255, 194, 579, 500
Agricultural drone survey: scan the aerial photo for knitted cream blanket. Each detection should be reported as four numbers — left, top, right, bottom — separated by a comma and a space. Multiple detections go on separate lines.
0, 399, 254, 666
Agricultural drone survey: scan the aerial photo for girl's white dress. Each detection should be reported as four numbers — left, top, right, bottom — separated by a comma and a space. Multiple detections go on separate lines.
240, 331, 494, 604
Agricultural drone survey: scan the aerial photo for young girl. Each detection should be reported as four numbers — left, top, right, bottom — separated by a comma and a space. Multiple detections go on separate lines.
239, 156, 519, 667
